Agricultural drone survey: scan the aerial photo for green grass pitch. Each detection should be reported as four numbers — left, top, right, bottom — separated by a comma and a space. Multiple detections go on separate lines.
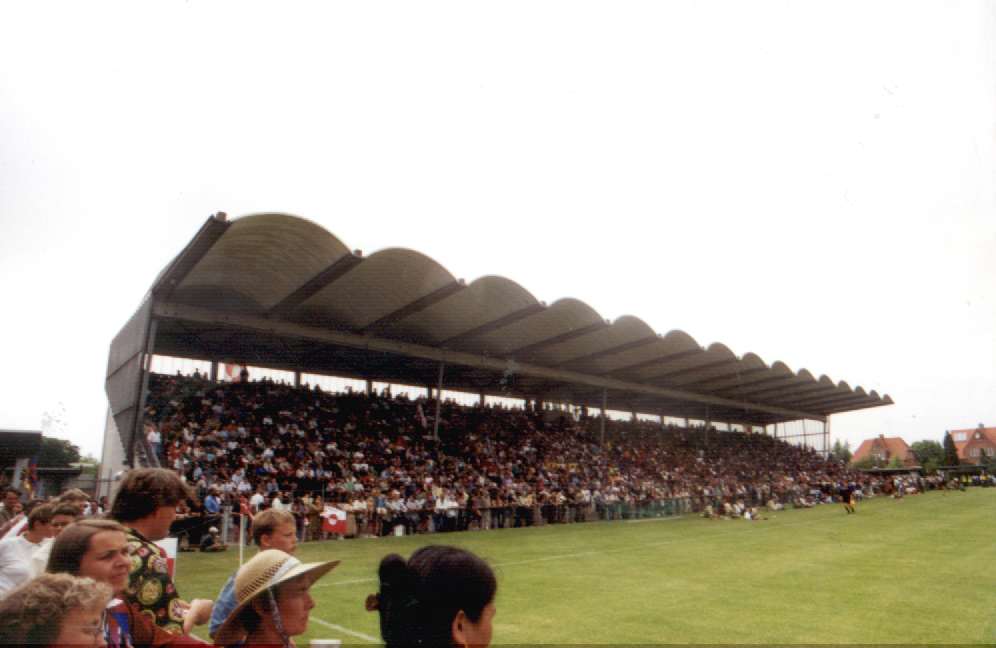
175, 489, 996, 644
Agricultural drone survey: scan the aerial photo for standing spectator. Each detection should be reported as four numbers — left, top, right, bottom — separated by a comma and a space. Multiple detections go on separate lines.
58, 488, 91, 516
204, 488, 222, 515
208, 509, 299, 639
291, 497, 306, 541
307, 495, 324, 541
31, 502, 81, 577
110, 468, 213, 635
46, 518, 205, 646
0, 572, 112, 648
213, 549, 338, 648
0, 502, 55, 595
148, 425, 163, 460
248, 488, 266, 514
369, 546, 497, 648
0, 487, 22, 536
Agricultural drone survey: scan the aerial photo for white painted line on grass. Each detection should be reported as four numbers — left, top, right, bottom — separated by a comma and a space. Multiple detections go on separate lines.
626, 515, 683, 523
310, 615, 380, 643
321, 576, 378, 586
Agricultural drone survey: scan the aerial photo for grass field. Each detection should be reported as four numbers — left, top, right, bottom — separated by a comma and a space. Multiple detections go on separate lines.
176, 488, 996, 644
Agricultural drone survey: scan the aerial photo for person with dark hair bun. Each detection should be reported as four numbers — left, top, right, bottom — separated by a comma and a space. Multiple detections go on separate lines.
368, 545, 497, 648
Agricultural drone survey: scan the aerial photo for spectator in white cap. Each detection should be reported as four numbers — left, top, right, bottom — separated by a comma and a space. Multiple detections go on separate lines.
214, 549, 339, 647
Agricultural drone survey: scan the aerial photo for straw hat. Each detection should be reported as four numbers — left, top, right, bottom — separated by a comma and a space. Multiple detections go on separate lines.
214, 549, 339, 645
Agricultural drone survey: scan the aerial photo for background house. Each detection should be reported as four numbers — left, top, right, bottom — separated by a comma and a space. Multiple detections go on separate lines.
852, 434, 919, 468
949, 425, 996, 465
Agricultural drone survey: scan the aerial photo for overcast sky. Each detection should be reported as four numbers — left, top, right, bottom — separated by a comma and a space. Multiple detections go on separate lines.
1, 1, 993, 458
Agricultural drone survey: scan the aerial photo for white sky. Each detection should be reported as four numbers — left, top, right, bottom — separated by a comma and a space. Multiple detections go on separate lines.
1, 1, 993, 457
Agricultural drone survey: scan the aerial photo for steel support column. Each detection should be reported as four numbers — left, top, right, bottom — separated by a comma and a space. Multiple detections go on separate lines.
131, 318, 159, 467
600, 388, 607, 445
433, 363, 444, 440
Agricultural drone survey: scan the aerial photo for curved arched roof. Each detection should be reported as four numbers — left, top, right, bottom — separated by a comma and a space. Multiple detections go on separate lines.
145, 212, 893, 424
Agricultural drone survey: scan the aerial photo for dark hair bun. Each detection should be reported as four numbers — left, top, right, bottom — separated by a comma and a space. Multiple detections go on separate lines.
376, 554, 415, 645
378, 553, 410, 592
374, 546, 497, 648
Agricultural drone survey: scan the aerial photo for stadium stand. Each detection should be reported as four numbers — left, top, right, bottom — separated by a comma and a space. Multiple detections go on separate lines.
144, 373, 878, 538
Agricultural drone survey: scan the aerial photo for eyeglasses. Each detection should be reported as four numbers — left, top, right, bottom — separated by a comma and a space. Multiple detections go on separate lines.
75, 609, 109, 642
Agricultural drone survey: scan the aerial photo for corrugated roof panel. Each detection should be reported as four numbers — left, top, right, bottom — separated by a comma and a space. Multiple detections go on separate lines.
468, 298, 605, 358
392, 275, 540, 347
295, 248, 455, 332
178, 213, 349, 312
148, 213, 894, 421
536, 315, 657, 367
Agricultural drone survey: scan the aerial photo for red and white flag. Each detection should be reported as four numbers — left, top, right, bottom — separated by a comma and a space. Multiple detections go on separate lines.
154, 537, 178, 579
321, 506, 347, 534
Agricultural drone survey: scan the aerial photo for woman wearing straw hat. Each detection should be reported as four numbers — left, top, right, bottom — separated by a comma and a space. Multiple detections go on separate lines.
214, 549, 339, 648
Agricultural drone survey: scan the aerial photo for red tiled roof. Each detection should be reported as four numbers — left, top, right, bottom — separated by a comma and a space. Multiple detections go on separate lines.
958, 433, 996, 464
852, 435, 917, 467
949, 427, 996, 457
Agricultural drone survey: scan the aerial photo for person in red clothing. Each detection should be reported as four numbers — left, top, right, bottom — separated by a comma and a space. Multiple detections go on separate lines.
47, 519, 206, 647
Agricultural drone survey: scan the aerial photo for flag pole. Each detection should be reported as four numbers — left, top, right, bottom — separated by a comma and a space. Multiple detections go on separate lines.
238, 514, 245, 567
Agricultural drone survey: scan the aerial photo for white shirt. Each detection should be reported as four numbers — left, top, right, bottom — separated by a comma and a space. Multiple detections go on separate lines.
0, 534, 43, 596
31, 537, 53, 577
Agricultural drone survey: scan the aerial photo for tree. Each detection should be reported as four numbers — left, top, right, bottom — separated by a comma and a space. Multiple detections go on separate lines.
942, 432, 960, 466
852, 455, 880, 470
831, 439, 852, 463
37, 437, 81, 467
911, 440, 944, 473
887, 454, 906, 469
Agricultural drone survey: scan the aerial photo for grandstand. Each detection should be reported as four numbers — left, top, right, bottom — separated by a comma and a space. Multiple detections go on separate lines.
100, 212, 893, 500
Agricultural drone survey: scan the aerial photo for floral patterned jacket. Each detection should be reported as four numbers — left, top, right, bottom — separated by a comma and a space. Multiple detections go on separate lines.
125, 527, 186, 634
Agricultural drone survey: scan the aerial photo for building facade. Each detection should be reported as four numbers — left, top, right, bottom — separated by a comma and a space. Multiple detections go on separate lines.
949, 425, 996, 464
852, 434, 918, 468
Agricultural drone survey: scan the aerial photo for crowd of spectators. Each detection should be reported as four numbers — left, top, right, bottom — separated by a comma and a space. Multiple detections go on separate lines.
143, 372, 879, 536
0, 467, 497, 648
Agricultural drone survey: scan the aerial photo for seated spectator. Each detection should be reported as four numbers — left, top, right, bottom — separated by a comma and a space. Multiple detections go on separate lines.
143, 372, 875, 537
0, 572, 111, 647
200, 526, 227, 552
209, 509, 298, 638
213, 549, 339, 647
0, 502, 55, 596
47, 518, 205, 646
110, 467, 213, 634
369, 545, 497, 648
